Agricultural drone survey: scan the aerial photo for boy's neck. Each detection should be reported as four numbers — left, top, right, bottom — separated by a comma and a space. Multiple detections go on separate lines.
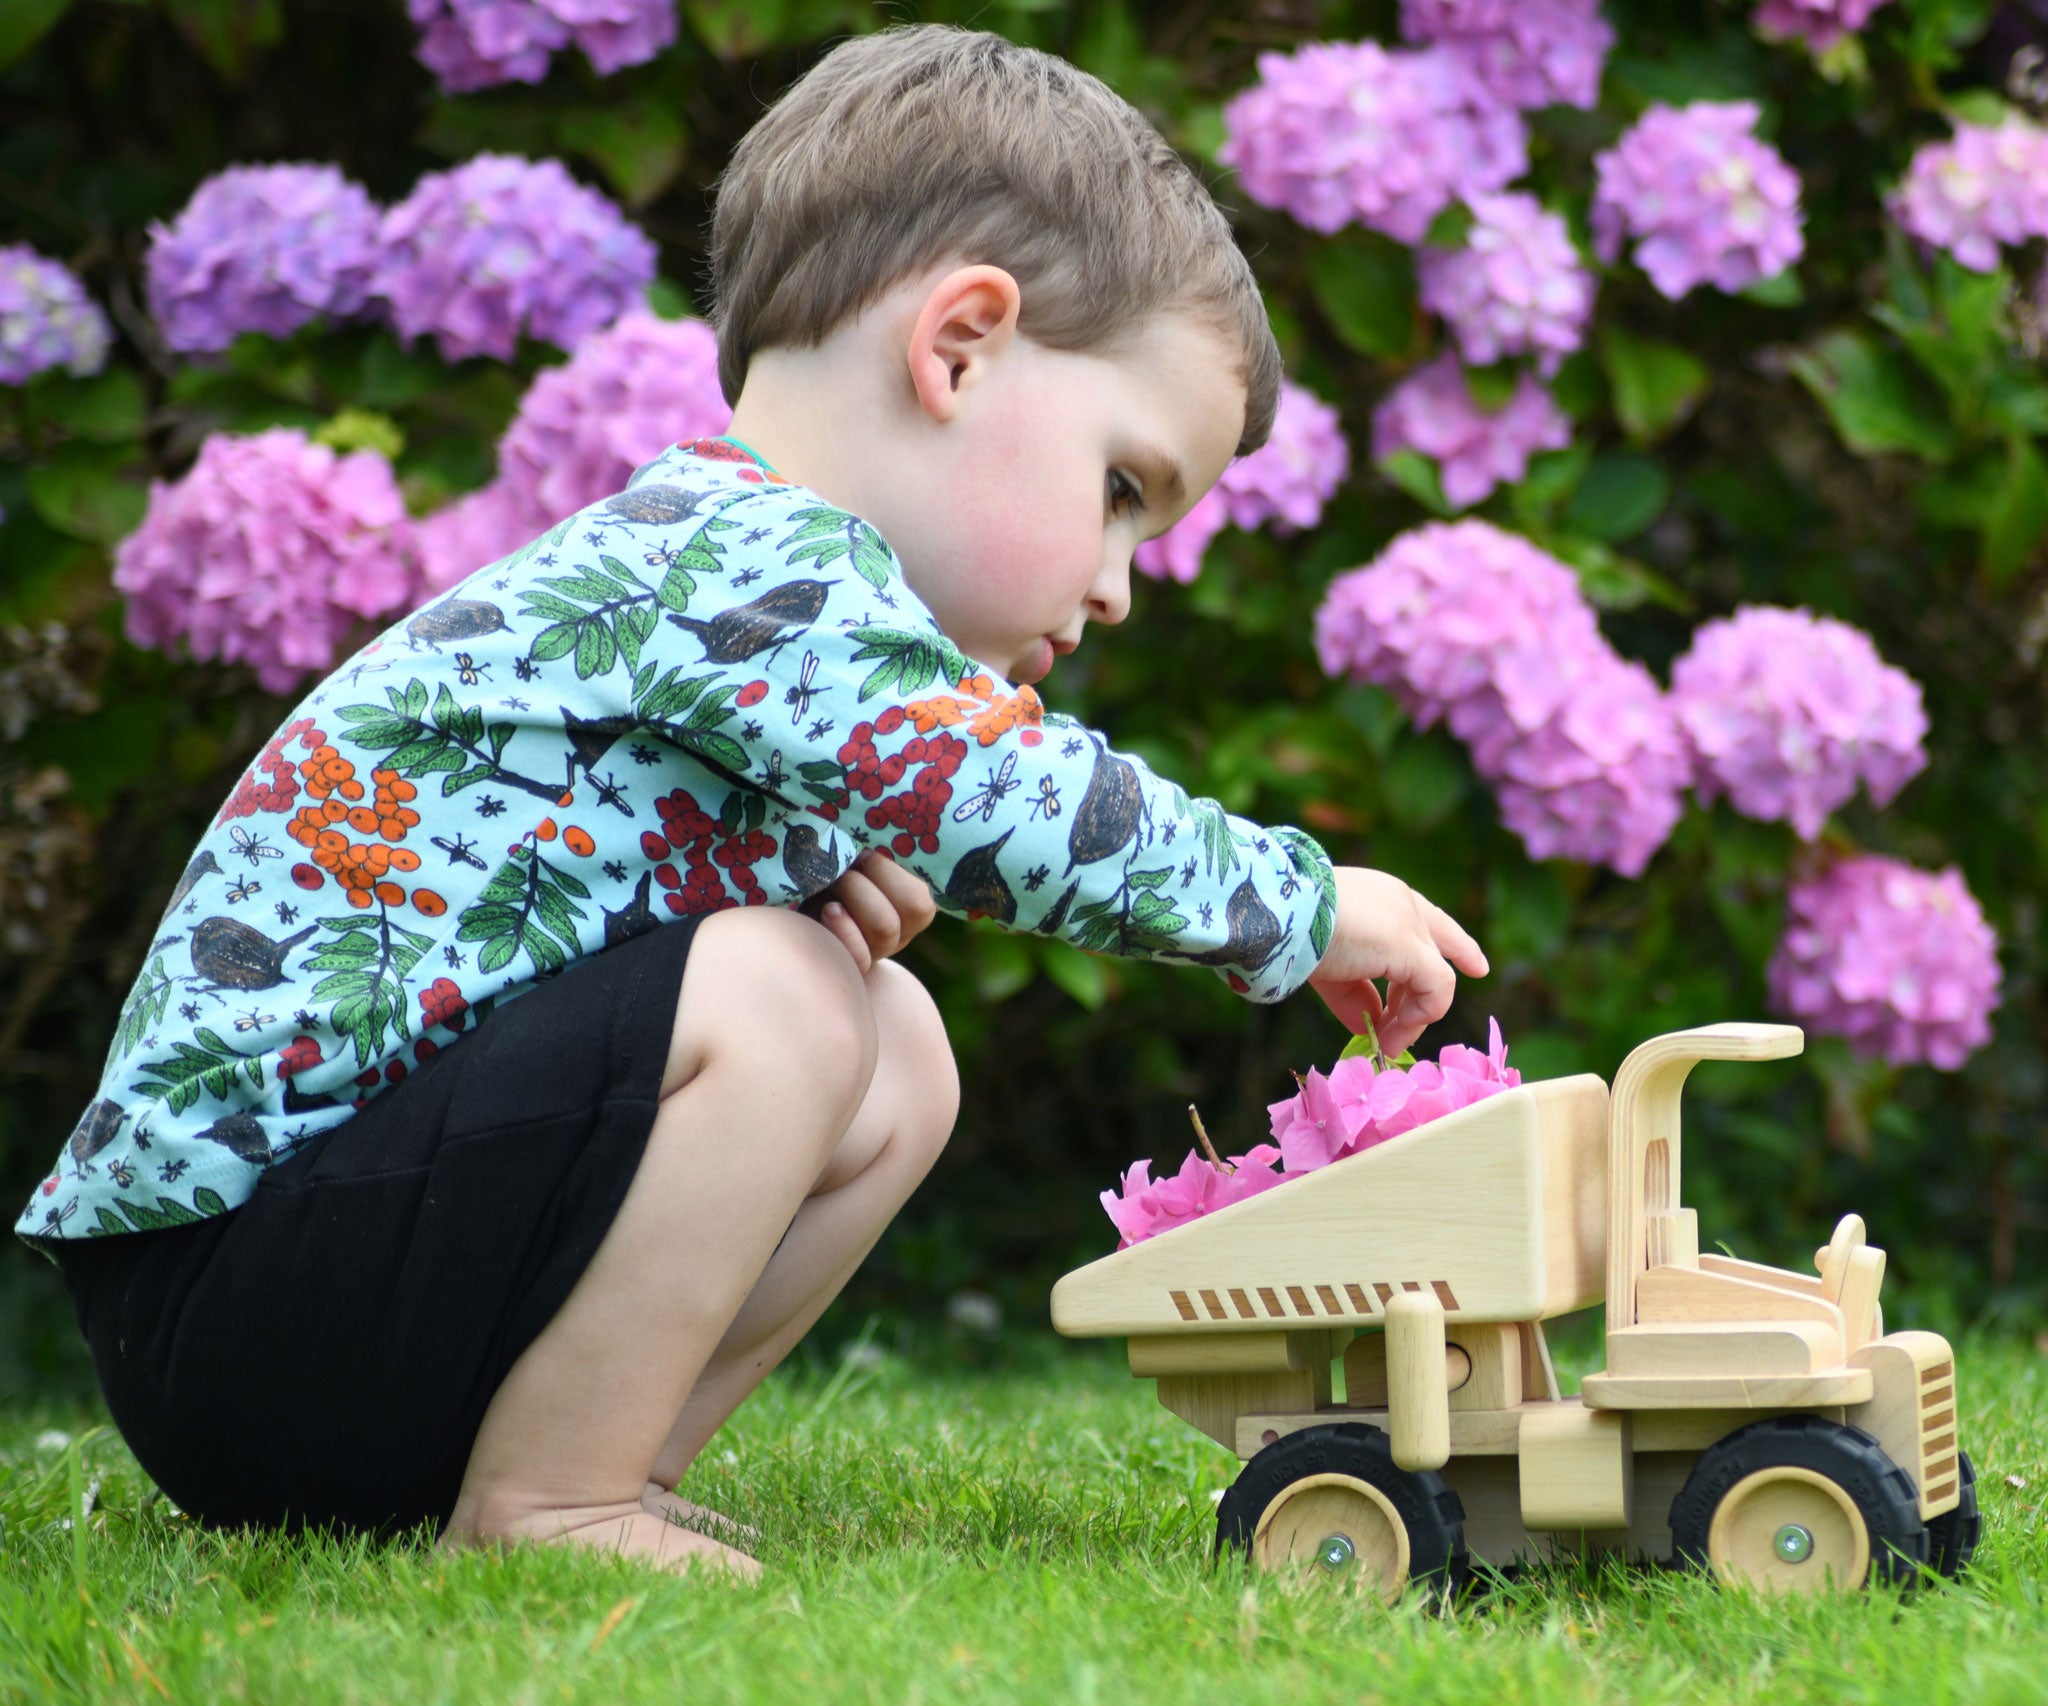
723, 339, 905, 521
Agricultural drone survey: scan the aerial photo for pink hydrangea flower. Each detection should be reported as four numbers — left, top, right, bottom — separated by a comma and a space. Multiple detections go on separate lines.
1316, 520, 1691, 875
145, 163, 382, 355
417, 310, 728, 590
0, 245, 110, 385
1135, 381, 1350, 583
407, 0, 676, 93
1398, 0, 1613, 111
113, 429, 419, 693
1670, 605, 1929, 840
1592, 101, 1805, 298
1220, 40, 1527, 242
1417, 191, 1594, 374
1754, 0, 1892, 52
1099, 1144, 1287, 1249
1371, 354, 1572, 510
1105, 1024, 1521, 1246
1768, 855, 2001, 1070
372, 155, 656, 363
1889, 118, 2048, 273
1474, 652, 1692, 876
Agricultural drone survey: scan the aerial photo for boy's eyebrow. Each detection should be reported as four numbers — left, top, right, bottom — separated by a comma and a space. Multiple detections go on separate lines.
1132, 443, 1185, 508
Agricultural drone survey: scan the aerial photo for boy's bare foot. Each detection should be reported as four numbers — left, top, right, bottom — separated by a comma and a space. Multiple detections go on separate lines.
440, 1503, 761, 1580
641, 1481, 762, 1547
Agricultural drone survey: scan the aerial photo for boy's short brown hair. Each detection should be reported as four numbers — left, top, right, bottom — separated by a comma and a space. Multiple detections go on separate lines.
709, 24, 1281, 455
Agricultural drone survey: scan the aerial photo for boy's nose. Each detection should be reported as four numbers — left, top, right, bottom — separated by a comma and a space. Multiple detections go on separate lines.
1090, 552, 1132, 627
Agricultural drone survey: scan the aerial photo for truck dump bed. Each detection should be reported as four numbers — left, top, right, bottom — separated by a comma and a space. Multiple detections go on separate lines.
1051, 1073, 1611, 1338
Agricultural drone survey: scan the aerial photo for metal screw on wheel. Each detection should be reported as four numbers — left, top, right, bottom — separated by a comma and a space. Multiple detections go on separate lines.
1669, 1414, 1927, 1595
1216, 1422, 1468, 1604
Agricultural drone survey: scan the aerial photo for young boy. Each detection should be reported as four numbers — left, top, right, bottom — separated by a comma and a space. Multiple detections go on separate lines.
19, 24, 1486, 1577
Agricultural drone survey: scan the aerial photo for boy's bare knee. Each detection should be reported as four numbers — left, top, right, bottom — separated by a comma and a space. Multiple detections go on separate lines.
868, 958, 960, 1157
664, 907, 878, 1109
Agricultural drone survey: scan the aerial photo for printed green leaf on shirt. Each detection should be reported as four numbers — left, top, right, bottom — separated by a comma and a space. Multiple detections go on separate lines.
1274, 826, 1338, 961
846, 626, 973, 700
109, 951, 176, 1060
1066, 866, 1192, 957
304, 912, 435, 1067
336, 679, 563, 802
454, 846, 591, 978
523, 554, 664, 680
654, 513, 742, 612
779, 507, 897, 590
125, 1027, 265, 1116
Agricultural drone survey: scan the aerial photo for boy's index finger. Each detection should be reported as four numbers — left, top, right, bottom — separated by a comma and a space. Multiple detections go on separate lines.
1425, 898, 1489, 977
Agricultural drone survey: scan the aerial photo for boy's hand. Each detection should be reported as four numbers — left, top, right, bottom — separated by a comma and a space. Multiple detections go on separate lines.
1308, 866, 1489, 1059
801, 849, 938, 973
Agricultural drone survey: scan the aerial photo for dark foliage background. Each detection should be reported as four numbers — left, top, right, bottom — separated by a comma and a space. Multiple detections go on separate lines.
2, 0, 2044, 1395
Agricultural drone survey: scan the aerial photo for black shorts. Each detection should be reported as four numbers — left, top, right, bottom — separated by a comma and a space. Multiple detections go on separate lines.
52, 911, 707, 1543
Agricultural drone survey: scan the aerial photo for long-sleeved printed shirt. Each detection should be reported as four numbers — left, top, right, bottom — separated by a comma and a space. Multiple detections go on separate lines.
17, 437, 1335, 1253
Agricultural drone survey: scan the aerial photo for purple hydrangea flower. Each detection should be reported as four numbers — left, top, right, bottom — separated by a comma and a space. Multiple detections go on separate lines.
1315, 519, 1690, 874
113, 429, 420, 693
1220, 41, 1527, 243
418, 310, 727, 590
1398, 0, 1613, 111
407, 0, 676, 93
1769, 855, 2001, 1070
1592, 101, 1805, 298
1135, 381, 1350, 585
144, 163, 383, 355
1753, 0, 1892, 52
1670, 604, 1928, 841
1889, 118, 2048, 273
1371, 354, 1571, 509
371, 154, 656, 363
1417, 191, 1594, 374
0, 246, 112, 386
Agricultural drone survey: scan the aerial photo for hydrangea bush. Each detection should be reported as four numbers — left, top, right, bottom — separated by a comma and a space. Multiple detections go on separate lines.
372, 154, 656, 362
144, 163, 384, 354
3, 0, 2044, 1315
111, 429, 419, 692
0, 245, 111, 385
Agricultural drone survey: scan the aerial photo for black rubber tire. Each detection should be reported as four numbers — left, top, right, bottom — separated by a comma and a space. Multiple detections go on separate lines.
1926, 1449, 1981, 1580
1214, 1422, 1469, 1600
1668, 1414, 1929, 1591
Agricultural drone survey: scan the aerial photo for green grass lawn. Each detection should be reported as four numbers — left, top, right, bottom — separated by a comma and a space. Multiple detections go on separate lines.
1, 1327, 2043, 1705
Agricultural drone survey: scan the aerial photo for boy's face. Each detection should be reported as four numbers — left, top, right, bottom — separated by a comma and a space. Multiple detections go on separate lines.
886, 308, 1247, 687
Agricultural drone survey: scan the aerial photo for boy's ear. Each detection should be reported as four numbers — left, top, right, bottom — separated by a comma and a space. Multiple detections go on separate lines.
906, 265, 1021, 423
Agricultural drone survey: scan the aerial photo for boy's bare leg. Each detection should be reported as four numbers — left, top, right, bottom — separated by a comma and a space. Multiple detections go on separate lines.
437, 907, 906, 1577
640, 954, 959, 1520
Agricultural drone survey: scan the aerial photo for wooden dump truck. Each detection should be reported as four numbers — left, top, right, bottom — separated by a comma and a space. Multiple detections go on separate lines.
1051, 1024, 1978, 1599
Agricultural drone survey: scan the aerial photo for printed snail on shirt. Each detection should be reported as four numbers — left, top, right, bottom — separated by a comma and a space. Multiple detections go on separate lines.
20, 437, 1332, 1249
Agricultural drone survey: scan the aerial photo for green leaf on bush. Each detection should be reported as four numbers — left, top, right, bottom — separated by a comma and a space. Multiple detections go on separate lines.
1465, 361, 1521, 412
971, 929, 1036, 1003
313, 407, 405, 461
1381, 735, 1469, 831
1564, 454, 1669, 541
0, 0, 70, 70
645, 277, 694, 321
163, 0, 284, 84
1510, 443, 1592, 525
1486, 861, 1571, 967
26, 444, 146, 544
1549, 537, 1691, 613
1600, 327, 1709, 443
1738, 269, 1804, 308
27, 367, 145, 443
685, 0, 790, 55
1980, 435, 2048, 586
560, 98, 687, 209
1376, 450, 1451, 516
1039, 941, 1108, 1010
1787, 330, 1957, 460
1307, 236, 1417, 359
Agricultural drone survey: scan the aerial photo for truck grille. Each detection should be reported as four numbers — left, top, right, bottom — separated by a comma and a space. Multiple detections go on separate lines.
1919, 1357, 1959, 1506
1168, 1278, 1461, 1323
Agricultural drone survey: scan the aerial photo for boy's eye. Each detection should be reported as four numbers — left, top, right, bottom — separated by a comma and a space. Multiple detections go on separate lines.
1106, 470, 1142, 517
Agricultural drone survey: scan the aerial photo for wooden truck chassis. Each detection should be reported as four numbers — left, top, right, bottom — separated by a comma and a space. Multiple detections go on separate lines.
1051, 1024, 1978, 1599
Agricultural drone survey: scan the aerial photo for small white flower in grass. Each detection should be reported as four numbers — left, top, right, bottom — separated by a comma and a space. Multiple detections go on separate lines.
33, 1430, 71, 1453
718, 1449, 739, 1467
1209, 1487, 1227, 1503
944, 1290, 1003, 1337
840, 1338, 887, 1373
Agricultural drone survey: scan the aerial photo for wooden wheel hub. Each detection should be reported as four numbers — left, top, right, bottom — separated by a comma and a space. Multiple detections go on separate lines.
1251, 1473, 1410, 1600
1706, 1466, 1872, 1594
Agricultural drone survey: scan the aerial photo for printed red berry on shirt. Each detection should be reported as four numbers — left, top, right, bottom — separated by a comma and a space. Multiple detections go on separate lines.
420, 976, 469, 1030
736, 680, 769, 708
278, 1036, 324, 1077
